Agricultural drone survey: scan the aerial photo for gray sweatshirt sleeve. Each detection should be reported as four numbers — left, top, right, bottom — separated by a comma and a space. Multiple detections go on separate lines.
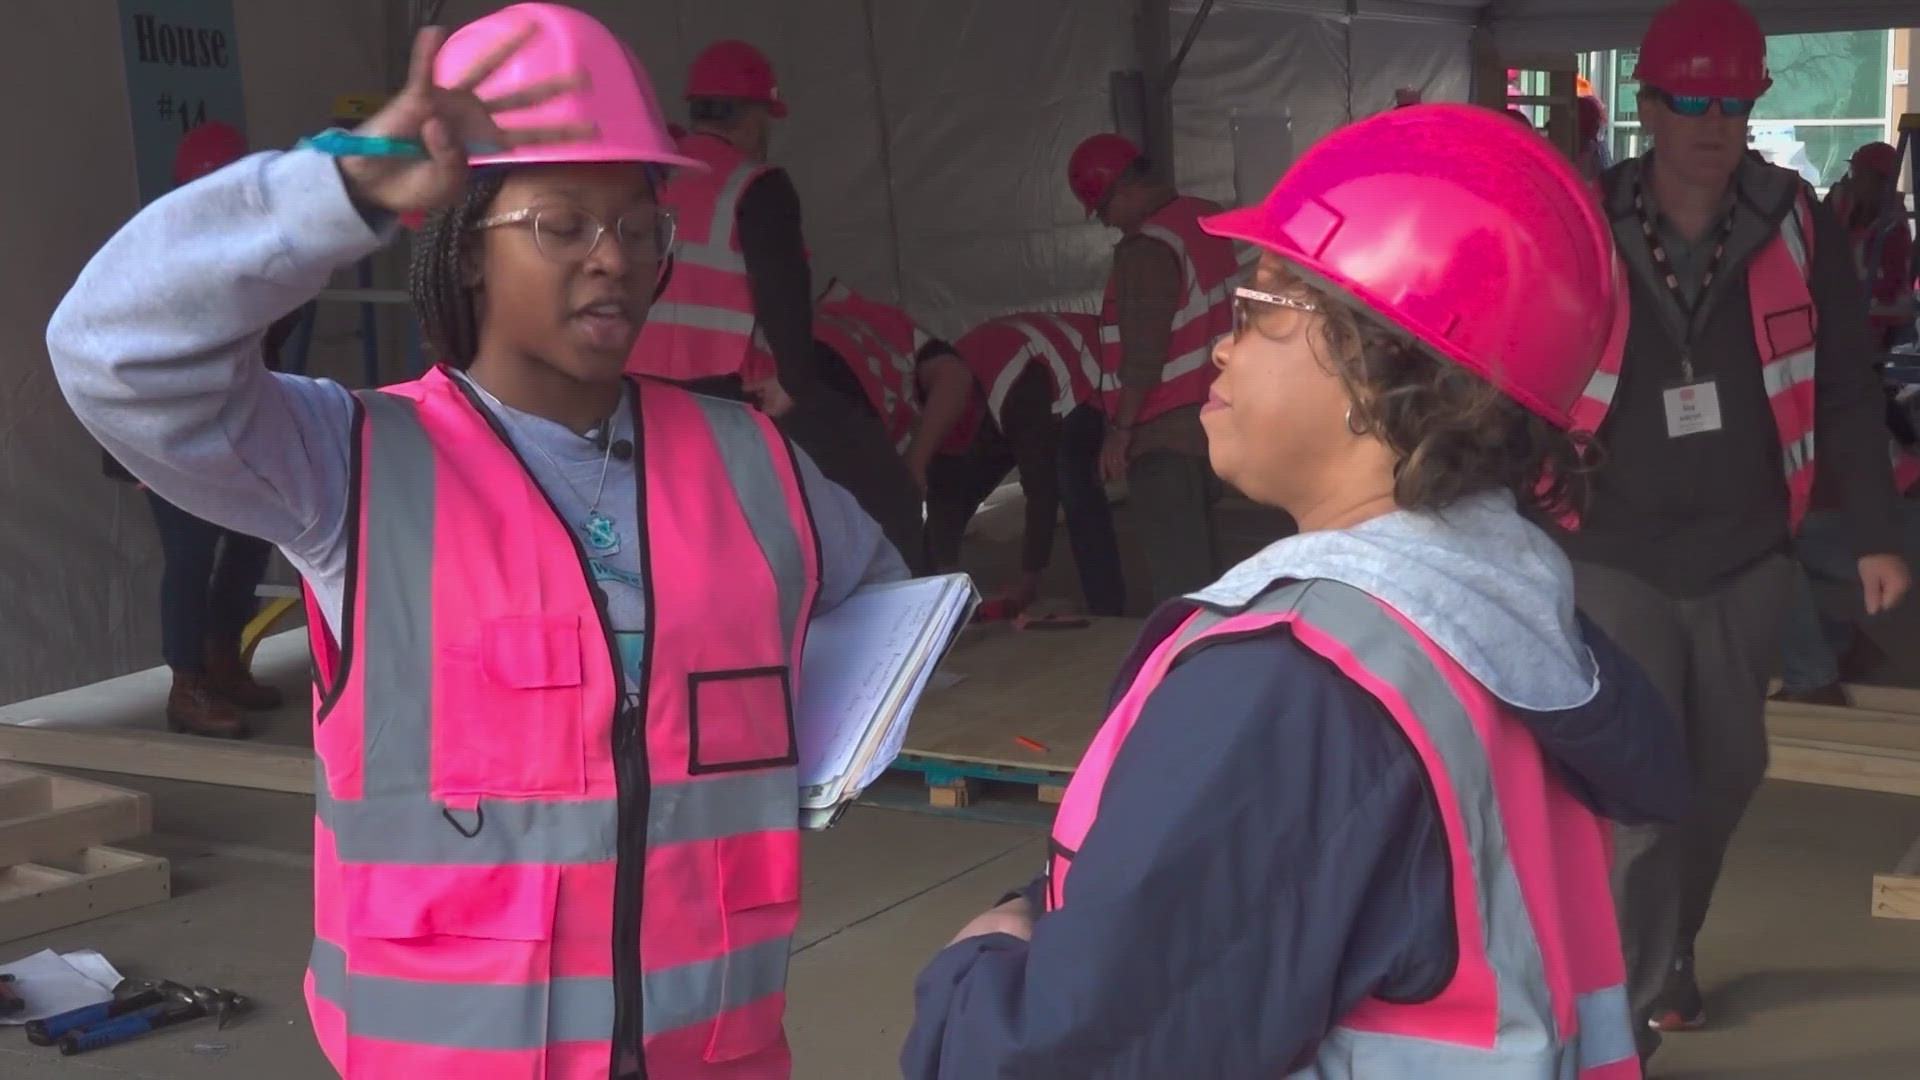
47, 149, 388, 584
793, 447, 912, 612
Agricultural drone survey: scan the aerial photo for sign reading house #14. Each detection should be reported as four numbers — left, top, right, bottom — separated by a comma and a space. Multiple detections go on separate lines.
117, 0, 247, 205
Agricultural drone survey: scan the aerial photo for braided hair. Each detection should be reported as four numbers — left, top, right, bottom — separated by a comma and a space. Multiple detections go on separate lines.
407, 169, 508, 369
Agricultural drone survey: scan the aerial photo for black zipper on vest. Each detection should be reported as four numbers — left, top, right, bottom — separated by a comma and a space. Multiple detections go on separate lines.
446, 374, 649, 1074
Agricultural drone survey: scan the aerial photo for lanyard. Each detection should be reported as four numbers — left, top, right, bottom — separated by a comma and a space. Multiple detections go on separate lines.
1632, 182, 1737, 382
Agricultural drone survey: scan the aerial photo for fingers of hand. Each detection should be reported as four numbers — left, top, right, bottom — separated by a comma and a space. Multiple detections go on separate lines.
482, 72, 589, 115
453, 20, 540, 94
405, 27, 447, 95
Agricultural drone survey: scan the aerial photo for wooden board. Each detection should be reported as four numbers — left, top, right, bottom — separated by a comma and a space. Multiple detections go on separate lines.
0, 846, 172, 944
1873, 835, 1920, 921
0, 764, 150, 869
1767, 737, 1920, 798
901, 618, 1141, 776
0, 725, 315, 796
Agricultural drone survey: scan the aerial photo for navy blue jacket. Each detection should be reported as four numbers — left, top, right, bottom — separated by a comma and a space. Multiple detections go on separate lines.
900, 604, 1686, 1079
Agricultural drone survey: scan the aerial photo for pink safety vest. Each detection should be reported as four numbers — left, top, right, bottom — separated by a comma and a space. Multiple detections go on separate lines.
1896, 446, 1920, 495
952, 311, 1103, 434
302, 367, 821, 1079
1568, 190, 1819, 529
1048, 580, 1641, 1079
1096, 195, 1238, 424
631, 133, 778, 385
813, 297, 938, 455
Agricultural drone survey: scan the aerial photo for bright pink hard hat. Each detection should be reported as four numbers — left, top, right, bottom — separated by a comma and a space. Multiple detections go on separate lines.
1068, 133, 1143, 213
1852, 140, 1899, 178
1633, 0, 1772, 99
687, 40, 787, 118
435, 3, 701, 171
173, 121, 247, 186
1201, 103, 1624, 431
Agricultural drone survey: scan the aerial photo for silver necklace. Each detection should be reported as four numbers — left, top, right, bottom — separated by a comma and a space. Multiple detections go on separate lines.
468, 376, 626, 558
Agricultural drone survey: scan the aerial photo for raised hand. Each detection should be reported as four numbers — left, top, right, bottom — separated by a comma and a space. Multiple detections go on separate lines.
335, 24, 595, 215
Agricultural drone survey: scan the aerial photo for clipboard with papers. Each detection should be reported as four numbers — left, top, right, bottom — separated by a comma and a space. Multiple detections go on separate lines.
796, 573, 980, 830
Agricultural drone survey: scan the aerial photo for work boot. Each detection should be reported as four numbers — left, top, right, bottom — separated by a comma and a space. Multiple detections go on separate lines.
1649, 951, 1706, 1032
205, 639, 283, 711
166, 675, 251, 740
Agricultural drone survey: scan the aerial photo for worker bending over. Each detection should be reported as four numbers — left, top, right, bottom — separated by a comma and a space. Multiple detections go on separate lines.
632, 41, 920, 568
929, 311, 1129, 618
1068, 134, 1237, 604
1554, 0, 1909, 1055
903, 103, 1682, 1080
52, 8, 906, 1076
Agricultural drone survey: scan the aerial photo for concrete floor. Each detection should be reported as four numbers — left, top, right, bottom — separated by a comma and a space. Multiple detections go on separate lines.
1, 773, 1918, 1078
7, 492, 1920, 1077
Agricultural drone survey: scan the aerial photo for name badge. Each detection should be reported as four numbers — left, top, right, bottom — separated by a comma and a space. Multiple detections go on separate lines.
1664, 380, 1723, 438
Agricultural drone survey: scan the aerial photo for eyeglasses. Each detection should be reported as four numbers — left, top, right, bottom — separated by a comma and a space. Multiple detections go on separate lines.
1648, 88, 1757, 119
472, 206, 677, 265
1233, 285, 1317, 339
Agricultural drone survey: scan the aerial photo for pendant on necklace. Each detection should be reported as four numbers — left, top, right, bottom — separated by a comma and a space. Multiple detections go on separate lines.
582, 511, 621, 557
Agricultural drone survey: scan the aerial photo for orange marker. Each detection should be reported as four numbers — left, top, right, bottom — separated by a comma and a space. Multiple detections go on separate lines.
1015, 736, 1048, 753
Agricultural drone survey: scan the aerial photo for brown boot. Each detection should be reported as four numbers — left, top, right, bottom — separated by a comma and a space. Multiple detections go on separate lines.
167, 675, 251, 739
205, 639, 283, 711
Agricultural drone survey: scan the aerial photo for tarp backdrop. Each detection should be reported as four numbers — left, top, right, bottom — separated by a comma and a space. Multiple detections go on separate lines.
1, 0, 1911, 700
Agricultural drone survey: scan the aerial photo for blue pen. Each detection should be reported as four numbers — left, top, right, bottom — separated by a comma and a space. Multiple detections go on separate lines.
298, 126, 504, 158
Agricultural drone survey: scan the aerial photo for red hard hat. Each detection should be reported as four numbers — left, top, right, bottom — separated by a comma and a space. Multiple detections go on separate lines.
1067, 133, 1143, 214
172, 120, 247, 186
1200, 104, 1625, 431
1633, 0, 1772, 99
1852, 141, 1899, 178
687, 40, 787, 118
1577, 95, 1607, 145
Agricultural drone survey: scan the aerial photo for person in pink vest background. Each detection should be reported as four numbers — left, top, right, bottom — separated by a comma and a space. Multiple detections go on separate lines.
1068, 132, 1242, 606
1825, 140, 1915, 351
49, 5, 906, 1078
904, 104, 1685, 1079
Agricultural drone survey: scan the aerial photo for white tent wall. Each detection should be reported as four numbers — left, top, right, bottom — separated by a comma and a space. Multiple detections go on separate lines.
0, 0, 391, 705
1487, 0, 1920, 51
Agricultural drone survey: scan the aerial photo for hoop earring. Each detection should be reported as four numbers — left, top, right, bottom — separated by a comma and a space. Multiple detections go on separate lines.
1345, 404, 1368, 436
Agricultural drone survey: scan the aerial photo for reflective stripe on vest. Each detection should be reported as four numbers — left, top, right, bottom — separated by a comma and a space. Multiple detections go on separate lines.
1096, 196, 1237, 424
1567, 190, 1820, 530
631, 135, 777, 383
1047, 580, 1637, 1078
304, 371, 817, 1077
816, 300, 926, 453
987, 313, 1101, 427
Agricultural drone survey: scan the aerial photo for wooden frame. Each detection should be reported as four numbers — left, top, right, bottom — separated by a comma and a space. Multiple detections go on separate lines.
0, 846, 171, 943
0, 726, 314, 796
0, 764, 151, 868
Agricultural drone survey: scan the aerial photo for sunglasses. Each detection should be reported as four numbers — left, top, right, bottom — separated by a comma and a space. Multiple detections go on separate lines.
1649, 88, 1757, 119
1232, 286, 1318, 339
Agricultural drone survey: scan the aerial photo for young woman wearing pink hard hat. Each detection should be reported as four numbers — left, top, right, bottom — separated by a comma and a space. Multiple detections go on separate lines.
904, 104, 1685, 1079
50, 4, 904, 1078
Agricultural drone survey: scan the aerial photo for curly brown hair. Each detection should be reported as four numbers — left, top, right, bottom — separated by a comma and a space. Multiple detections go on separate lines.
1263, 266, 1593, 520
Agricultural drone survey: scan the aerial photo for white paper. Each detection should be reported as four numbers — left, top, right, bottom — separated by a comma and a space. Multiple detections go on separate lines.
0, 949, 124, 1024
795, 574, 977, 817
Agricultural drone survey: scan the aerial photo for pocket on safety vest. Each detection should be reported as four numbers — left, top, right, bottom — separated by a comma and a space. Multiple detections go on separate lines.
339, 862, 563, 1068
1761, 304, 1816, 360
433, 615, 588, 801
706, 831, 800, 1063
686, 666, 798, 775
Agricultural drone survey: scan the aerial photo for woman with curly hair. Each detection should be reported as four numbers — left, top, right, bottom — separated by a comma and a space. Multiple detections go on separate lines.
903, 104, 1687, 1079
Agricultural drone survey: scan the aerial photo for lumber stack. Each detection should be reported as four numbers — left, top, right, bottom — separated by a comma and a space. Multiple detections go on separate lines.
0, 763, 170, 943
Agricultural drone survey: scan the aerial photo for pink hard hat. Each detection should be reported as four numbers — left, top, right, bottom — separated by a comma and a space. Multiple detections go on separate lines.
1068, 133, 1143, 213
1633, 0, 1772, 99
173, 120, 247, 186
435, 3, 701, 171
687, 40, 787, 118
1201, 104, 1624, 431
